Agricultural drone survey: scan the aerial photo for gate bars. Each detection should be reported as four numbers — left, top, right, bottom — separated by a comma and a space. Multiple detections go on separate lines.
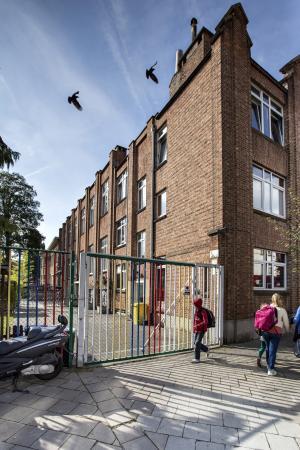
0, 247, 73, 348
77, 252, 224, 366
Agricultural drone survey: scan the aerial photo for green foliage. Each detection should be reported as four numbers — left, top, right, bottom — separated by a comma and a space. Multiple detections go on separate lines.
0, 171, 44, 249
0, 136, 20, 170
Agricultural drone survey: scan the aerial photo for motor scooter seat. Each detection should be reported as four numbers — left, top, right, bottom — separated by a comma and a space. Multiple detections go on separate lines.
0, 338, 26, 355
27, 326, 60, 340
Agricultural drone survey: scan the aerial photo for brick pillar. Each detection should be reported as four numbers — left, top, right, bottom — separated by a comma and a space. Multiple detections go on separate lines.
218, 4, 253, 342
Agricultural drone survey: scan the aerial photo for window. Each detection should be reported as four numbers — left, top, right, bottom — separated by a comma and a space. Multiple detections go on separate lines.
137, 231, 146, 258
253, 249, 286, 290
89, 197, 95, 227
157, 126, 167, 166
116, 263, 126, 291
88, 245, 95, 275
156, 190, 167, 219
80, 207, 86, 235
137, 177, 146, 211
101, 181, 109, 216
117, 171, 128, 203
116, 217, 127, 247
253, 165, 285, 217
99, 236, 108, 272
251, 85, 284, 145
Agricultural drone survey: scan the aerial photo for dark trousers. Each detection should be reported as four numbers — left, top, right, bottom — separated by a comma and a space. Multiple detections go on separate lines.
262, 332, 281, 370
258, 338, 266, 359
194, 332, 208, 360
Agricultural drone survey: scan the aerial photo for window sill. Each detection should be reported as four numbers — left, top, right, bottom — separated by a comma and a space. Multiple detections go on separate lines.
115, 243, 126, 249
253, 289, 288, 294
155, 160, 167, 171
252, 128, 285, 149
253, 209, 286, 222
137, 207, 146, 214
116, 197, 127, 206
155, 214, 167, 223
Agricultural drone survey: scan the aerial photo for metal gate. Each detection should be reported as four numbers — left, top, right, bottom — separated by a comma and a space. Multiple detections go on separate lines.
77, 252, 223, 366
0, 246, 75, 366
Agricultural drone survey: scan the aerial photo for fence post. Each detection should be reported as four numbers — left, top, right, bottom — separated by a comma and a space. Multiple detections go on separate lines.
68, 251, 75, 368
191, 265, 196, 348
77, 252, 87, 367
219, 266, 224, 346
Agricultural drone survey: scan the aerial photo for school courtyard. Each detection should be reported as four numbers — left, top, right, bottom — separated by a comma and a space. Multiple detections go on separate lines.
0, 337, 299, 450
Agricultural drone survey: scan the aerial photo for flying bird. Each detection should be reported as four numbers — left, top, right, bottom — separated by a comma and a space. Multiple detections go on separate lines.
146, 62, 159, 84
68, 91, 82, 111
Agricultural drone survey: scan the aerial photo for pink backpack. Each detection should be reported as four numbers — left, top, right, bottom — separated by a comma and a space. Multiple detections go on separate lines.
254, 305, 278, 331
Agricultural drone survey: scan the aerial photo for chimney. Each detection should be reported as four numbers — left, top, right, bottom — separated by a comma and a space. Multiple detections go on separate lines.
175, 49, 183, 72
191, 17, 198, 41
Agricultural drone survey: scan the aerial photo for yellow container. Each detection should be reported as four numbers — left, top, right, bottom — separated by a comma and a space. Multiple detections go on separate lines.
133, 302, 148, 325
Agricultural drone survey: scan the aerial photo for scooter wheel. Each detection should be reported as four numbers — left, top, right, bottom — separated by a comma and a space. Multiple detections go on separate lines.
35, 355, 63, 381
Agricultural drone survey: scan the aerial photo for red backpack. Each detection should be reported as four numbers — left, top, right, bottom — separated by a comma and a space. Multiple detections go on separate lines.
254, 305, 278, 332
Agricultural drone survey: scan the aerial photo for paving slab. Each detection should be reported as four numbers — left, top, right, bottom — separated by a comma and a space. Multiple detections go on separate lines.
165, 435, 196, 450
59, 435, 96, 450
31, 429, 69, 450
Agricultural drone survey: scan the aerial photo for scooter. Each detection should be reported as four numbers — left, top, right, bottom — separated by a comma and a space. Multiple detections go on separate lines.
0, 315, 69, 391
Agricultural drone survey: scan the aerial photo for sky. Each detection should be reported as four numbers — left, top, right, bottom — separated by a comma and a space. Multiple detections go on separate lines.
0, 0, 299, 247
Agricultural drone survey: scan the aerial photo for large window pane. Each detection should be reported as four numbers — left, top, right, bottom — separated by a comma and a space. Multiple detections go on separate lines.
253, 166, 263, 178
253, 179, 262, 209
251, 100, 261, 131
266, 263, 272, 289
275, 252, 285, 263
271, 112, 283, 145
272, 187, 280, 215
253, 263, 263, 288
273, 265, 284, 288
254, 248, 264, 261
264, 183, 271, 212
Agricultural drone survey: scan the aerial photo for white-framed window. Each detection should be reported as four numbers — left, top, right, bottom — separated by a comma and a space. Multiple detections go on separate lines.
80, 207, 86, 235
116, 217, 127, 247
137, 177, 146, 211
88, 245, 95, 275
101, 181, 109, 216
251, 85, 284, 145
116, 263, 126, 291
117, 170, 128, 203
99, 236, 108, 272
157, 126, 167, 166
156, 190, 167, 219
89, 197, 95, 227
253, 165, 285, 218
253, 248, 287, 290
137, 231, 146, 258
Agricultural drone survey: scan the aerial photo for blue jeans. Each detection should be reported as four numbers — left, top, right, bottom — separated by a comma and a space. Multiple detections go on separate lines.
262, 332, 281, 370
194, 332, 208, 360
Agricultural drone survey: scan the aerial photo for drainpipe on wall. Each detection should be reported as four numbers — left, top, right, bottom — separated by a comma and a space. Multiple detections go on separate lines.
150, 122, 157, 259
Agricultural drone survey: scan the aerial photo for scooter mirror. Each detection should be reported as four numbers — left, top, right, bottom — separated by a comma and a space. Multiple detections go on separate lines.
58, 315, 68, 326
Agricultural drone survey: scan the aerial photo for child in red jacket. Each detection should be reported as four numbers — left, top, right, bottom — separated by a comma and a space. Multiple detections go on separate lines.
192, 296, 209, 363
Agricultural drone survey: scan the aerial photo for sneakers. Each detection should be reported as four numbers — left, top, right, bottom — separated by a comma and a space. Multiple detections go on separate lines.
267, 369, 277, 376
191, 359, 200, 363
257, 358, 262, 368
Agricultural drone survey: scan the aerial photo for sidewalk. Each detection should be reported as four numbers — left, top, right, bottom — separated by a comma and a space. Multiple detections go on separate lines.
0, 337, 299, 450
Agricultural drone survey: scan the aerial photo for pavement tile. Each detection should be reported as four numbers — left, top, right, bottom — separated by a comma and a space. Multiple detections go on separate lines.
211, 426, 239, 445
104, 410, 136, 427
145, 431, 168, 450
7, 425, 46, 447
111, 388, 130, 399
31, 414, 97, 436
136, 415, 161, 432
88, 423, 115, 444
275, 419, 300, 437
183, 421, 210, 441
266, 433, 299, 450
1, 406, 36, 422
59, 435, 96, 450
113, 424, 144, 444
0, 421, 25, 441
92, 444, 120, 450
157, 418, 185, 437
223, 413, 249, 430
198, 411, 223, 426
238, 430, 269, 450
31, 430, 69, 450
130, 400, 155, 415
30, 397, 58, 411
98, 399, 123, 414
48, 400, 78, 414
165, 436, 196, 450
92, 390, 115, 403
196, 444, 225, 450
122, 436, 158, 450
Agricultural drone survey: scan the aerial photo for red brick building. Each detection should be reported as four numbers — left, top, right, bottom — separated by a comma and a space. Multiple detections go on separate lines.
53, 3, 300, 342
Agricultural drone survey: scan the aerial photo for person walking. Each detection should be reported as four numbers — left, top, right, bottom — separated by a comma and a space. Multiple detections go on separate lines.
256, 302, 267, 368
262, 293, 289, 376
192, 294, 209, 363
292, 305, 300, 357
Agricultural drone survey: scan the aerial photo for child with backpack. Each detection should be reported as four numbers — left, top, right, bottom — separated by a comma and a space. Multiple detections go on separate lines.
255, 293, 289, 376
256, 303, 268, 368
192, 294, 209, 363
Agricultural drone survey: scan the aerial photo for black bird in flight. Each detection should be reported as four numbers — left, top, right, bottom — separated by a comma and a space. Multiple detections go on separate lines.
146, 62, 158, 84
68, 91, 82, 111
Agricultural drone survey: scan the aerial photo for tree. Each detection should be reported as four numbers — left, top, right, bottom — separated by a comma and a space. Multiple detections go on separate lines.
0, 136, 20, 170
0, 171, 44, 249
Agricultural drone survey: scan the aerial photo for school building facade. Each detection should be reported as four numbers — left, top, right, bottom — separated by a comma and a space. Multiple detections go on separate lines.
52, 3, 300, 343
